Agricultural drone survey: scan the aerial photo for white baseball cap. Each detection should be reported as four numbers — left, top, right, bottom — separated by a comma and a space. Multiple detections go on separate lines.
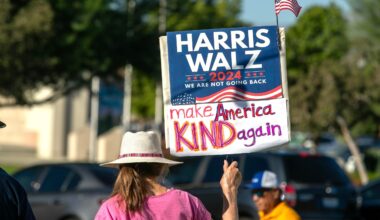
248, 170, 279, 190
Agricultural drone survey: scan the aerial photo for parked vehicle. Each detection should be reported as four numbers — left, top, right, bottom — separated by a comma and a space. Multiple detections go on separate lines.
13, 163, 117, 220
356, 136, 380, 152
359, 178, 380, 220
167, 152, 359, 220
315, 133, 349, 159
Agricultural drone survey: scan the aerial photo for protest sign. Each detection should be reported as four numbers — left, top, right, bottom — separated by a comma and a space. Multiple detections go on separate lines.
160, 26, 290, 156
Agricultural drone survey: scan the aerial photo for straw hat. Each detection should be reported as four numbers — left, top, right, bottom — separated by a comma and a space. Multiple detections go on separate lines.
101, 131, 182, 167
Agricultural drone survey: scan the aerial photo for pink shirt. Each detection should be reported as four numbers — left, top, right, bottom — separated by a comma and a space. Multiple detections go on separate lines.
95, 189, 212, 220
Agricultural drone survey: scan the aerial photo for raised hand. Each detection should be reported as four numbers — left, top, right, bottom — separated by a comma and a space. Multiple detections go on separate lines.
220, 160, 242, 220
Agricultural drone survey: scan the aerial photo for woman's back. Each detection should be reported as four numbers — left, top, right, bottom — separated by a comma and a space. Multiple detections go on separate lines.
95, 189, 211, 220
95, 131, 241, 220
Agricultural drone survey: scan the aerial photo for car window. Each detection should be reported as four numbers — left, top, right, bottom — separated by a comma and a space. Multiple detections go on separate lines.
317, 135, 335, 144
39, 166, 72, 192
13, 166, 45, 193
363, 182, 380, 200
203, 156, 240, 183
64, 171, 82, 191
243, 156, 270, 182
88, 166, 117, 187
167, 157, 203, 185
284, 156, 351, 185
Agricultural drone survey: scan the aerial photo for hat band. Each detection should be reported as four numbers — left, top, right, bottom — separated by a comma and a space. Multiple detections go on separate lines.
118, 153, 163, 159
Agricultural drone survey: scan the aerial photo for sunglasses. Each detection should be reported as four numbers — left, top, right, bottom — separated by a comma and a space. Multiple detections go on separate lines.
251, 189, 272, 197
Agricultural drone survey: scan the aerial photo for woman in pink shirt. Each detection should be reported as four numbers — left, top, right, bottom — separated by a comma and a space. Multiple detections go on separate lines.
95, 131, 241, 220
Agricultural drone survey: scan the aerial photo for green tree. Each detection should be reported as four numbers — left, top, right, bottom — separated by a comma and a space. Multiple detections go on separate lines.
287, 2, 380, 138
0, 0, 245, 114
165, 0, 243, 31
284, 4, 375, 183
0, 0, 54, 104
285, 4, 349, 134
348, 0, 380, 62
0, 0, 129, 106
286, 4, 348, 85
347, 0, 380, 137
289, 58, 379, 136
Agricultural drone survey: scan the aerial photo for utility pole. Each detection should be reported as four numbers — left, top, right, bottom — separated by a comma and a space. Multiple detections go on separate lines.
155, 0, 167, 134
123, 65, 133, 132
159, 0, 167, 37
337, 116, 368, 185
122, 0, 135, 132
89, 76, 100, 161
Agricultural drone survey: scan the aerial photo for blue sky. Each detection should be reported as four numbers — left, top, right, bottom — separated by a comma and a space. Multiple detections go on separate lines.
241, 0, 350, 27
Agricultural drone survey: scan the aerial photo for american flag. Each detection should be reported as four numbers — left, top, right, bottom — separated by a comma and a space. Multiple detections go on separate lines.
275, 0, 302, 17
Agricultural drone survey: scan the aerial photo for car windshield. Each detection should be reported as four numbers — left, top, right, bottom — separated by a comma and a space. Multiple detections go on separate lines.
86, 165, 118, 187
243, 155, 270, 182
362, 181, 380, 199
284, 155, 351, 186
167, 157, 202, 185
203, 155, 241, 183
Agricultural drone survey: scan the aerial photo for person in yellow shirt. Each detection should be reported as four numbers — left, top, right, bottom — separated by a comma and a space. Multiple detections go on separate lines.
248, 170, 301, 220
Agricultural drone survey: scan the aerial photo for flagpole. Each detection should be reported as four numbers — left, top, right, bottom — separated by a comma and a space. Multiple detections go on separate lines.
275, 12, 282, 51
274, 0, 302, 52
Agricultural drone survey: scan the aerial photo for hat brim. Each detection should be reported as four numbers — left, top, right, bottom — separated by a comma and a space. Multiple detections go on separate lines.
244, 183, 276, 190
245, 184, 280, 192
101, 157, 183, 168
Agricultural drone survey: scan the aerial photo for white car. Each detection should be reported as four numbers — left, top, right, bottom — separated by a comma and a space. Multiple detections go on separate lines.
13, 163, 117, 220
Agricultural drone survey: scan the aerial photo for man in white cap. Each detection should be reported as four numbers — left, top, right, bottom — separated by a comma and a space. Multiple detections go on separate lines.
0, 120, 36, 220
248, 170, 300, 220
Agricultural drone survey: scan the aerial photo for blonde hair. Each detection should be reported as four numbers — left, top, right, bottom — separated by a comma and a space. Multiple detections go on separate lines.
112, 163, 166, 212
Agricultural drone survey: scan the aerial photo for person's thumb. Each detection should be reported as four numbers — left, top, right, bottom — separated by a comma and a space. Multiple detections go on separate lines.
223, 159, 228, 172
